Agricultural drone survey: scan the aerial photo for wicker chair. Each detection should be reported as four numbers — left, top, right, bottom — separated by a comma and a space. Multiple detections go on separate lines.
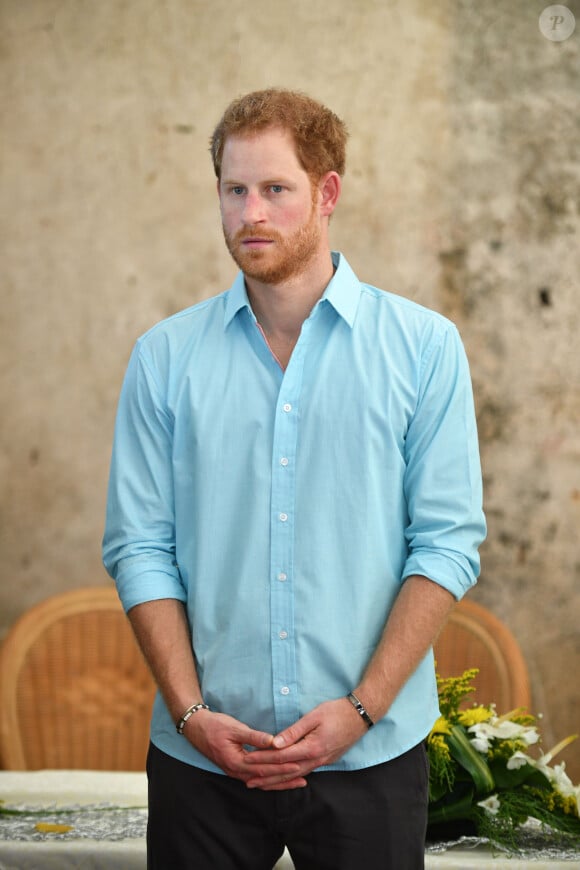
434, 597, 531, 713
0, 586, 156, 770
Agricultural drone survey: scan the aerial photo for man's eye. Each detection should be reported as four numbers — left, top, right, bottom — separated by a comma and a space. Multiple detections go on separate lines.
232, 186, 245, 195
270, 185, 283, 193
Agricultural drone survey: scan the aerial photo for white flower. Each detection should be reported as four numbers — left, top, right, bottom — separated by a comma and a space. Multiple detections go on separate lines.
468, 717, 539, 754
551, 762, 573, 790
538, 761, 580, 815
522, 728, 540, 746
469, 734, 491, 753
478, 795, 501, 815
534, 755, 563, 783
506, 751, 531, 770
539, 760, 575, 795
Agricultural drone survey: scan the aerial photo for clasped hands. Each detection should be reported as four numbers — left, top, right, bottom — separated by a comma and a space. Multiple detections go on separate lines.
186, 697, 368, 791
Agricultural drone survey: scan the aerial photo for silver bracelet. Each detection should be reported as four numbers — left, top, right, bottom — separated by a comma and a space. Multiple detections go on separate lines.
346, 692, 374, 729
176, 702, 210, 734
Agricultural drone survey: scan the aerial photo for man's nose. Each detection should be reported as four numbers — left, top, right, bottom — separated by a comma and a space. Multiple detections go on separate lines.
241, 191, 266, 224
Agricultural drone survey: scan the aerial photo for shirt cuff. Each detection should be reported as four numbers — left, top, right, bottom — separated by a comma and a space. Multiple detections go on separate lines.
115, 567, 187, 612
402, 549, 478, 600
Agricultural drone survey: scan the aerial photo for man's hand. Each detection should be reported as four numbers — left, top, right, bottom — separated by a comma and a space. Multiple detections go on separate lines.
242, 697, 368, 790
184, 709, 306, 788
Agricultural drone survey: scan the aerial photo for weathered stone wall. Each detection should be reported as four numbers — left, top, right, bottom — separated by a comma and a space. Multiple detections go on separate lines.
1, 0, 579, 776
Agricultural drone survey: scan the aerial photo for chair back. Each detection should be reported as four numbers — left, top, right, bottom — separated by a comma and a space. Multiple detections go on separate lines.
0, 586, 156, 770
434, 597, 531, 713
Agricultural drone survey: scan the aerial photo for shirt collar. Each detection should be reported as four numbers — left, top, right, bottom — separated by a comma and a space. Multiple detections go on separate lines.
223, 251, 362, 329
224, 270, 252, 328
320, 252, 361, 328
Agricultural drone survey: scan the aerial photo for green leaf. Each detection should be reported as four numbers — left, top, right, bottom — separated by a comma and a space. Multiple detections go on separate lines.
489, 760, 552, 791
429, 780, 449, 802
428, 784, 476, 824
447, 725, 494, 795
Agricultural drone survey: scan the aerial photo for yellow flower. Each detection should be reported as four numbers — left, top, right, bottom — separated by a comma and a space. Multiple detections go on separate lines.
428, 733, 451, 760
430, 716, 451, 736
458, 706, 493, 727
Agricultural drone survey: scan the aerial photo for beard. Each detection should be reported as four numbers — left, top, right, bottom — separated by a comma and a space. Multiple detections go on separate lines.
223, 201, 321, 285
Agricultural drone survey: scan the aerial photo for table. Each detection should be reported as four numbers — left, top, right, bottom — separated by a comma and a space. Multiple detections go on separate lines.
0, 770, 147, 870
1, 771, 577, 869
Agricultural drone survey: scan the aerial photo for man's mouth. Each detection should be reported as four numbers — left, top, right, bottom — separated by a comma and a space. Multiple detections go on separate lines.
241, 237, 274, 248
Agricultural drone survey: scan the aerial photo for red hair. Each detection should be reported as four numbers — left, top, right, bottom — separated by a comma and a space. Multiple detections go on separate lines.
210, 88, 348, 181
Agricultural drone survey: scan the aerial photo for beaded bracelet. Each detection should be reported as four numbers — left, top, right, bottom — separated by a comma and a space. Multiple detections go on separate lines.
176, 702, 210, 734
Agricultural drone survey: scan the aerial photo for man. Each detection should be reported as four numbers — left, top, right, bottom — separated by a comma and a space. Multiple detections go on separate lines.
103, 88, 486, 869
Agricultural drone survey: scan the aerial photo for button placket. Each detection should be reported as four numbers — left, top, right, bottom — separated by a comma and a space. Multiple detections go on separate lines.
269, 323, 313, 731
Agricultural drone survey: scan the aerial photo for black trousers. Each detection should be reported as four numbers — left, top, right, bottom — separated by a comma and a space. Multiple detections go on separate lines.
146, 741, 428, 870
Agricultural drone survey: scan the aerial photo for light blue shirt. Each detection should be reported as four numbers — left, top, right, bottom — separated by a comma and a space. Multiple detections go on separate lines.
103, 252, 486, 773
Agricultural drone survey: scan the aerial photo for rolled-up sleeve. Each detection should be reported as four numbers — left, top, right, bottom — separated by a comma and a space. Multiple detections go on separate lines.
402, 322, 486, 598
102, 341, 186, 612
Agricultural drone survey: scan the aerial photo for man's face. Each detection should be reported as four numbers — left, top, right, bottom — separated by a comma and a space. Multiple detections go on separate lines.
218, 127, 322, 285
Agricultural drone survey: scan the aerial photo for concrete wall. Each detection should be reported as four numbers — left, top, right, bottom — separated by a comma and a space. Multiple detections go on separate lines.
1, 0, 579, 777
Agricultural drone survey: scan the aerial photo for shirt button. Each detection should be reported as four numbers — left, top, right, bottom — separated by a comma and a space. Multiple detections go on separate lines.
279, 513, 288, 522
278, 572, 287, 582
279, 630, 288, 640
280, 686, 290, 695
280, 457, 289, 467
282, 403, 292, 412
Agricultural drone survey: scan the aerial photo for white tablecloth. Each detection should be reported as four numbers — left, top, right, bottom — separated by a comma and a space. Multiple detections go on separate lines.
0, 770, 577, 869
0, 770, 148, 870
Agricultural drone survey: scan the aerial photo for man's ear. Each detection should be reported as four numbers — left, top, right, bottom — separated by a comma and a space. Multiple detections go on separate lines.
318, 171, 342, 217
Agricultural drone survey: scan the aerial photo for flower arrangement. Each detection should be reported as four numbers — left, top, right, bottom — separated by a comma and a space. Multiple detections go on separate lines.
427, 668, 580, 852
